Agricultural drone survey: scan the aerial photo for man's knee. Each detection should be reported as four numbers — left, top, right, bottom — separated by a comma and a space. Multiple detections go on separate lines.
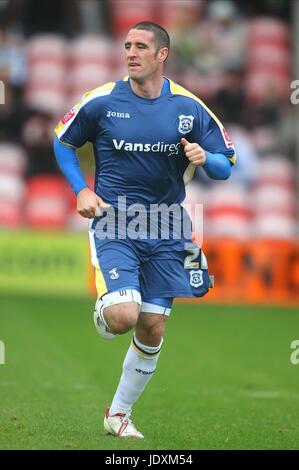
105, 302, 139, 334
141, 322, 165, 340
95, 289, 141, 336
135, 313, 167, 346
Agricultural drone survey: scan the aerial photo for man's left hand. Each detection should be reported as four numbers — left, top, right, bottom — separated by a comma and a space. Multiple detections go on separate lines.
181, 138, 206, 166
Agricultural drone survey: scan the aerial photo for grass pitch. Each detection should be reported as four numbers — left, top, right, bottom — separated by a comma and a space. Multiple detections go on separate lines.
0, 294, 298, 450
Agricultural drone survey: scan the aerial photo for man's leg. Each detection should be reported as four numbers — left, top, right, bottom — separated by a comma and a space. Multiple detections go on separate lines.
104, 299, 172, 438
109, 311, 167, 415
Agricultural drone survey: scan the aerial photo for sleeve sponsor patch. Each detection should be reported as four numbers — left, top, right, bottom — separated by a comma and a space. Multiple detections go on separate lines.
221, 126, 234, 148
61, 107, 78, 125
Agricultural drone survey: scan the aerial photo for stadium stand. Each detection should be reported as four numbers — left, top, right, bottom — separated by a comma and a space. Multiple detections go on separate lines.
0, 143, 26, 228
245, 17, 291, 103
68, 34, 115, 107
0, 0, 297, 245
24, 34, 68, 114
253, 156, 297, 239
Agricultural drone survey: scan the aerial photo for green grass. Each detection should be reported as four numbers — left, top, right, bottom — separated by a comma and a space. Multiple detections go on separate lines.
0, 295, 299, 450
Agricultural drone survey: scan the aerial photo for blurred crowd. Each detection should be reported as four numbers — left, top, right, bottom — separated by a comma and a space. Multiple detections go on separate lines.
0, 0, 297, 239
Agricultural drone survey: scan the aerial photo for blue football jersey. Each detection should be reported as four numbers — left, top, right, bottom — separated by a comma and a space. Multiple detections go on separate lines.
55, 77, 236, 209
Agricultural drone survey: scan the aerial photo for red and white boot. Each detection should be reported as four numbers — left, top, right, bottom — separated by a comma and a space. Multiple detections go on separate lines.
104, 407, 144, 439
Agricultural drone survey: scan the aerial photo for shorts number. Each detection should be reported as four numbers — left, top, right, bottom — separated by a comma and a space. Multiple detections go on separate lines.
184, 243, 200, 269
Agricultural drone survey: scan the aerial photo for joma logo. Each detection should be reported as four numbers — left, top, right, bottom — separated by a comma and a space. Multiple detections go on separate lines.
107, 111, 130, 118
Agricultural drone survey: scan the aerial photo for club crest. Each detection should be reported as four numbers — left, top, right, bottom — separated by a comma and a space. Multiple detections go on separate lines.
178, 114, 194, 135
189, 269, 204, 288
109, 267, 119, 280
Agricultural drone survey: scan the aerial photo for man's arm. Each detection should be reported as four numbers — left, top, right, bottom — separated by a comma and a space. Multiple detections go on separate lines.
53, 137, 109, 218
53, 137, 88, 195
181, 138, 231, 180
202, 151, 231, 180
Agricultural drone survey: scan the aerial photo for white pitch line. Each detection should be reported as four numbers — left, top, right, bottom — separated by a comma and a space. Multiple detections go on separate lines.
241, 391, 299, 399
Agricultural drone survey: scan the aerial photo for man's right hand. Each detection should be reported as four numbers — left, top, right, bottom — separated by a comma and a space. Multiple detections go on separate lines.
77, 187, 110, 219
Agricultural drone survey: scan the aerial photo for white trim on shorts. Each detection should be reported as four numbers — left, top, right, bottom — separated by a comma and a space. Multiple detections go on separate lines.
102, 289, 142, 307
141, 302, 172, 316
101, 289, 172, 316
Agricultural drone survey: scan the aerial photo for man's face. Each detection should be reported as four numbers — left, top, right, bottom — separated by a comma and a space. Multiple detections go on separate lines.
124, 29, 165, 81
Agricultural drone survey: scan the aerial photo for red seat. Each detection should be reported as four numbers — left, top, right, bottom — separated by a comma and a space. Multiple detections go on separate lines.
25, 34, 68, 113
109, 0, 158, 36
27, 34, 67, 66
252, 156, 297, 240
25, 175, 69, 229
0, 144, 26, 228
0, 200, 23, 228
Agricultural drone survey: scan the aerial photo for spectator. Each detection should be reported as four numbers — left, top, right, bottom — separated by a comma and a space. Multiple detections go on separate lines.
22, 110, 58, 176
213, 66, 246, 125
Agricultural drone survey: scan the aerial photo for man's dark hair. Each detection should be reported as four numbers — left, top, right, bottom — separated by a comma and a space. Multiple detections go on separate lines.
132, 21, 170, 57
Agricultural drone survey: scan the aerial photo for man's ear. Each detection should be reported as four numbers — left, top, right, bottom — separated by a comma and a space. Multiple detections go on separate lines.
158, 47, 169, 63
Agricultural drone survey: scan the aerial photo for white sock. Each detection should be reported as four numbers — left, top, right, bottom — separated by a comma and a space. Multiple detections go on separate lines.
109, 334, 163, 415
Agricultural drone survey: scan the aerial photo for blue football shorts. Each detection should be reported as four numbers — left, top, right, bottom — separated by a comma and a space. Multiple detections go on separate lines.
89, 219, 210, 314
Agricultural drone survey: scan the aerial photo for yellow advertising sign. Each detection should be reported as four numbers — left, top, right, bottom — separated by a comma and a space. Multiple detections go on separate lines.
0, 231, 88, 296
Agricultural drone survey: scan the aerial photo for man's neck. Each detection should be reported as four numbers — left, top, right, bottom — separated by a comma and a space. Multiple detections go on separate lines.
129, 76, 164, 99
